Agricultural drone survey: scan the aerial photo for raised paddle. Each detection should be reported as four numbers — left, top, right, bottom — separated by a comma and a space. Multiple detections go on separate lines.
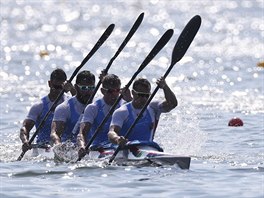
86, 12, 144, 104
77, 29, 174, 161
17, 24, 115, 161
71, 13, 145, 135
108, 15, 202, 164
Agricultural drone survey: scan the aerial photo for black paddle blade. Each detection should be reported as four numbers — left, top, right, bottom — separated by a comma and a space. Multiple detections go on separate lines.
106, 12, 144, 71
86, 13, 144, 105
69, 23, 115, 82
171, 15, 201, 66
137, 29, 174, 73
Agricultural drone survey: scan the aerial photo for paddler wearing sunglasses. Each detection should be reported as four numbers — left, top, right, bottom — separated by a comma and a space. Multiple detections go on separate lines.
108, 77, 177, 150
77, 74, 132, 159
50, 70, 96, 145
19, 68, 76, 153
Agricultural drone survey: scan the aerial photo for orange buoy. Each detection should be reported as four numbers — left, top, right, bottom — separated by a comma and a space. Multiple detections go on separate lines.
257, 61, 264, 67
228, 117, 244, 127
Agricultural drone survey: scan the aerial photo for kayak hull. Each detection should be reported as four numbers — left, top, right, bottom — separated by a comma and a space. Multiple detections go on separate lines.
88, 145, 191, 169
29, 143, 191, 169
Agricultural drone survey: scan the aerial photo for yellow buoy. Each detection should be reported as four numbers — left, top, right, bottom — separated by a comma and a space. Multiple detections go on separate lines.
39, 50, 49, 58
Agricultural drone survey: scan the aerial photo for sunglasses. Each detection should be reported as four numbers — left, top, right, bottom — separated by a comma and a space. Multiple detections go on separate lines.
133, 89, 151, 98
77, 84, 95, 91
102, 87, 120, 94
52, 84, 63, 90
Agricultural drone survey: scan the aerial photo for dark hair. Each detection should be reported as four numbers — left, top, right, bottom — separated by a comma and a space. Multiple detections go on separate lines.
133, 78, 151, 91
50, 68, 67, 81
102, 74, 121, 88
76, 70, 95, 84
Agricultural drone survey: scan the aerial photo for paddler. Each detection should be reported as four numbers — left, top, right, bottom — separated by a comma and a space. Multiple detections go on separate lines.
19, 68, 76, 153
77, 74, 132, 159
108, 77, 177, 150
50, 70, 96, 145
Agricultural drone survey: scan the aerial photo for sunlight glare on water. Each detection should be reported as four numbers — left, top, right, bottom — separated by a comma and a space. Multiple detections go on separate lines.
0, 0, 263, 197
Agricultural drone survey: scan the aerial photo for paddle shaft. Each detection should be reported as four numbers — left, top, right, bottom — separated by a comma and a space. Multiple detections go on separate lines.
109, 15, 202, 164
71, 13, 144, 143
77, 29, 174, 161
17, 24, 115, 161
71, 13, 144, 137
86, 13, 144, 105
74, 13, 144, 153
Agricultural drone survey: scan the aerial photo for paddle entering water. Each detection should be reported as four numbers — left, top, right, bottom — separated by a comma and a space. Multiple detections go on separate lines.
17, 24, 115, 161
108, 15, 202, 164
77, 29, 174, 162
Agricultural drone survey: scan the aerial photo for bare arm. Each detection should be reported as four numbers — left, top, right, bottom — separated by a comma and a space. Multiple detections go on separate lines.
50, 121, 65, 145
77, 122, 92, 158
157, 77, 178, 112
20, 119, 35, 143
19, 119, 35, 152
108, 125, 127, 147
77, 122, 91, 148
